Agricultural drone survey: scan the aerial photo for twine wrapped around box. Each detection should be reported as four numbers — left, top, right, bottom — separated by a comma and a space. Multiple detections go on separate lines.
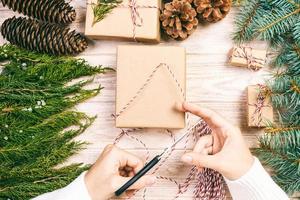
229, 46, 267, 71
85, 0, 160, 42
247, 84, 273, 127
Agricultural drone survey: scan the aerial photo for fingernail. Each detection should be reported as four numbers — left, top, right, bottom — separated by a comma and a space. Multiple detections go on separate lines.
181, 155, 193, 163
146, 177, 156, 186
174, 102, 183, 111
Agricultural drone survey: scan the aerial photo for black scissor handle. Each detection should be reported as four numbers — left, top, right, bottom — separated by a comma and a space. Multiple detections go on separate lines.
115, 155, 161, 196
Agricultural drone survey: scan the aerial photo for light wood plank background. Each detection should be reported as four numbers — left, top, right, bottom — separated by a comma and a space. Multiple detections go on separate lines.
1, 1, 298, 199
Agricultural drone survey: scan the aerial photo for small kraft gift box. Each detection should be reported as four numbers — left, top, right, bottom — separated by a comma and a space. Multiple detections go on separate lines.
247, 85, 274, 127
85, 0, 161, 43
229, 46, 267, 71
115, 45, 186, 128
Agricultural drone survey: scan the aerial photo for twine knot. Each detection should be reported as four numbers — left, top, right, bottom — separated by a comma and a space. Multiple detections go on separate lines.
249, 84, 271, 126
128, 0, 143, 27
234, 46, 265, 71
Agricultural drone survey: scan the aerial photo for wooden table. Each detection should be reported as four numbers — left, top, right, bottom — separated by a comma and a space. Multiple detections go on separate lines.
1, 1, 291, 199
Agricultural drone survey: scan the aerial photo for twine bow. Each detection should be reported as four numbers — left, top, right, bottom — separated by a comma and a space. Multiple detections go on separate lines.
232, 46, 266, 71
249, 84, 271, 126
123, 0, 158, 41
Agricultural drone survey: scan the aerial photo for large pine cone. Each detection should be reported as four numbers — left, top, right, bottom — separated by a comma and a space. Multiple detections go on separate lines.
160, 0, 198, 40
194, 0, 231, 22
1, 0, 76, 24
1, 17, 87, 55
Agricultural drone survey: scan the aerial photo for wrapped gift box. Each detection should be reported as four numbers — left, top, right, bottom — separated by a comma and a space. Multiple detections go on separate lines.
85, 0, 161, 43
247, 85, 273, 127
229, 46, 267, 71
116, 45, 186, 128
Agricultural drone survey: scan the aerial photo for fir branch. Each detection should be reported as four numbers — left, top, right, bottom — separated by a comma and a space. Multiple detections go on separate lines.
269, 33, 290, 48
265, 126, 300, 134
263, 126, 300, 150
292, 21, 300, 44
270, 75, 300, 114
256, 146, 300, 193
276, 108, 300, 126
273, 42, 300, 75
257, 130, 300, 194
255, 7, 299, 41
291, 80, 300, 93
91, 0, 122, 25
234, 0, 300, 195
232, 0, 262, 42
0, 45, 108, 199
268, 0, 300, 9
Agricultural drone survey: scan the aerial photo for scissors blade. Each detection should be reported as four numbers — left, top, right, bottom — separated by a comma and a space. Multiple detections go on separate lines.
160, 121, 201, 157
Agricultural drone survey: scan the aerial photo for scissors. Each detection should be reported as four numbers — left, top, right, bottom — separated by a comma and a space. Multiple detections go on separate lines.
115, 122, 201, 196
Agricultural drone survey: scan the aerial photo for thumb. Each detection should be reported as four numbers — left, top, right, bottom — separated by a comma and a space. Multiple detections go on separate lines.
113, 175, 156, 191
181, 152, 217, 170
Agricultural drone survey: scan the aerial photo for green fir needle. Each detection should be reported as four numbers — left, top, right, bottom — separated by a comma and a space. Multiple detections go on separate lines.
91, 0, 123, 25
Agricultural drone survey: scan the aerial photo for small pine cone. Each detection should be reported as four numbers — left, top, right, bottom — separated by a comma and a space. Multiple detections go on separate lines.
194, 0, 231, 23
1, 0, 76, 24
1, 17, 88, 55
160, 0, 198, 40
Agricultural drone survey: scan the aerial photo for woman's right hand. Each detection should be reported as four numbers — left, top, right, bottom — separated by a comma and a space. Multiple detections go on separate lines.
180, 102, 254, 180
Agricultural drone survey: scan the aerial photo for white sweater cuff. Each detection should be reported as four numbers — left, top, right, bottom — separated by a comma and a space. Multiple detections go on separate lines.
33, 171, 91, 200
224, 157, 288, 200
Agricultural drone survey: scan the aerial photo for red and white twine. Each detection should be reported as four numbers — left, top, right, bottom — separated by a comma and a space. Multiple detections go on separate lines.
91, 0, 159, 41
232, 46, 266, 71
248, 84, 271, 126
113, 63, 226, 199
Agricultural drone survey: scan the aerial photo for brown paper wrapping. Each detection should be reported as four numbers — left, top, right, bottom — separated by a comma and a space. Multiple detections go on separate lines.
247, 85, 273, 127
85, 0, 160, 43
116, 45, 186, 128
229, 46, 267, 70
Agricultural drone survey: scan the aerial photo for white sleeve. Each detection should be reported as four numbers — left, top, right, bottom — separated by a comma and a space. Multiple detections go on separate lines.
32, 171, 91, 200
224, 157, 289, 200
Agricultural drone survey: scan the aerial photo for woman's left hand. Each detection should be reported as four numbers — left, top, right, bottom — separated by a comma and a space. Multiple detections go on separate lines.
85, 144, 156, 200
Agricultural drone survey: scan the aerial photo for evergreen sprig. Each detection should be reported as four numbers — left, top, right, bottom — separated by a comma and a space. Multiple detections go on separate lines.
293, 21, 300, 45
257, 134, 300, 193
91, 0, 122, 25
232, 0, 262, 42
0, 44, 108, 199
232, 0, 300, 43
273, 42, 300, 75
234, 0, 300, 195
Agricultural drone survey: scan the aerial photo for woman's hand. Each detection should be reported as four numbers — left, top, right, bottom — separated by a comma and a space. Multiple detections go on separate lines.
85, 145, 156, 200
180, 103, 254, 180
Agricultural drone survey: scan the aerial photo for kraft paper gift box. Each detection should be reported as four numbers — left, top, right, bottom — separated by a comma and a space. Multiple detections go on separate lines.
85, 0, 161, 43
229, 46, 267, 70
247, 85, 273, 127
116, 45, 186, 128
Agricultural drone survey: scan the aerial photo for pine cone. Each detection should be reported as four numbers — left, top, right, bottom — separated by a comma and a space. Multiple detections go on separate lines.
193, 0, 231, 22
1, 0, 76, 24
160, 0, 198, 40
1, 17, 88, 55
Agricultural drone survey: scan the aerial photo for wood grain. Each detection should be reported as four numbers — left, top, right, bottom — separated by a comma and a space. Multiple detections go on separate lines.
1, 1, 298, 199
